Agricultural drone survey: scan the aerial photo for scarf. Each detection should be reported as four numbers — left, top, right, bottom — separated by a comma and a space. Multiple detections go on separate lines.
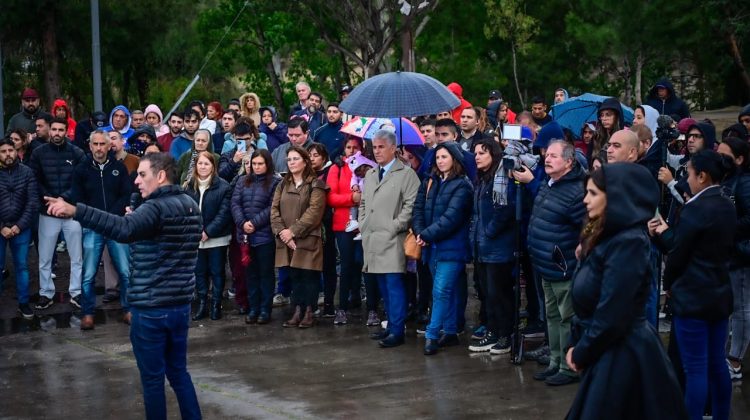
493, 139, 539, 205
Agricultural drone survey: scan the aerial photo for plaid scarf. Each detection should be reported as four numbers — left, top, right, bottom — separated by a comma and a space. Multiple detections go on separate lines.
493, 139, 538, 205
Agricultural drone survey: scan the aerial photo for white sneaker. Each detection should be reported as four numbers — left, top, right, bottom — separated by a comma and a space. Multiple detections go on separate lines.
317, 293, 325, 306
381, 320, 388, 329
272, 294, 289, 307
353, 233, 362, 241
51, 273, 57, 279
345, 219, 359, 233
728, 359, 743, 381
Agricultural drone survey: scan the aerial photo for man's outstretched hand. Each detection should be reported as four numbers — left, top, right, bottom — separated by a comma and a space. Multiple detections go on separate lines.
44, 196, 76, 218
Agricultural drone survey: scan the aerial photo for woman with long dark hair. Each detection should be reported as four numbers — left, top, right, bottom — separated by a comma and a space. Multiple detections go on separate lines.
184, 151, 233, 320
566, 163, 686, 419
593, 98, 624, 162
467, 138, 516, 355
271, 145, 328, 328
412, 142, 473, 355
650, 150, 737, 420
231, 149, 281, 324
718, 137, 750, 381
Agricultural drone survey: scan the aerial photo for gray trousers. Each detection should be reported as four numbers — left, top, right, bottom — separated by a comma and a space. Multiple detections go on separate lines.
38, 215, 82, 298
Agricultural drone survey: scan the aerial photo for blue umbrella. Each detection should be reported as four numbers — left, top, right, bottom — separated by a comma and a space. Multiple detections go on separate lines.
339, 71, 460, 118
551, 93, 634, 138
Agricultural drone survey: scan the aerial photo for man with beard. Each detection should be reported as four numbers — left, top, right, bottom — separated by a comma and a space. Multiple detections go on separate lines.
29, 118, 85, 310
313, 103, 345, 158
102, 105, 134, 141
7, 88, 44, 135
0, 137, 39, 319
157, 112, 184, 153
294, 92, 325, 134
169, 109, 200, 160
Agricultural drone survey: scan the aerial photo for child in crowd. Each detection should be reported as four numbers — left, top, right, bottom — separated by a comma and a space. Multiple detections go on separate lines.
345, 151, 376, 240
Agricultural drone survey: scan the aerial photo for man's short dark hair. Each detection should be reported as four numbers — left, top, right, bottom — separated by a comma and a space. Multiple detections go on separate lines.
141, 152, 178, 185
183, 109, 201, 121
51, 117, 68, 129
36, 113, 53, 125
223, 109, 240, 121
227, 99, 240, 108
435, 118, 458, 135
309, 92, 323, 102
168, 111, 184, 121
531, 96, 546, 105
419, 118, 437, 128
0, 137, 15, 148
288, 117, 309, 133
327, 102, 340, 109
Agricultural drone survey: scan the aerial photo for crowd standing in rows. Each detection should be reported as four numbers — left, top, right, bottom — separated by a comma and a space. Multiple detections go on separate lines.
2, 79, 750, 419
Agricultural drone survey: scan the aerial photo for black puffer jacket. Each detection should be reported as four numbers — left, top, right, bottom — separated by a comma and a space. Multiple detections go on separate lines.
527, 164, 586, 281
0, 160, 39, 230
723, 171, 750, 267
28, 140, 85, 213
184, 176, 233, 239
70, 155, 132, 216
75, 185, 203, 308
231, 173, 281, 246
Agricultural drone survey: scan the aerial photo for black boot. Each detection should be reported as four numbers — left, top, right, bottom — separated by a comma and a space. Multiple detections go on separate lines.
210, 300, 222, 320
192, 298, 208, 321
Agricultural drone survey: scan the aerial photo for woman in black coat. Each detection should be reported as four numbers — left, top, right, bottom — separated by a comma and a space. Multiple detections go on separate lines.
565, 163, 686, 420
184, 151, 233, 321
650, 150, 737, 420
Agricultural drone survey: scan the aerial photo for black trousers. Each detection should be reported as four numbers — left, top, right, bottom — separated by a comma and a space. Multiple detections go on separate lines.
289, 267, 320, 308
476, 261, 515, 338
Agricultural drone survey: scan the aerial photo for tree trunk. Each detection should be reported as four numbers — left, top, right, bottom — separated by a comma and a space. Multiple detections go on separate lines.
622, 56, 632, 105
134, 63, 148, 108
255, 22, 286, 118
41, 4, 61, 106
634, 51, 644, 105
726, 31, 750, 101
121, 69, 131, 107
400, 25, 415, 72
511, 42, 524, 110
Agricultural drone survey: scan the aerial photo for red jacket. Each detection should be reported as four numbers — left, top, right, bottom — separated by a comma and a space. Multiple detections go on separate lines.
326, 163, 356, 232
52, 98, 77, 140
447, 82, 472, 125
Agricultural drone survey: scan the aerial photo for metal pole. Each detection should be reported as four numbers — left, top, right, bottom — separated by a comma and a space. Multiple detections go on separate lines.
91, 0, 102, 112
163, 74, 201, 120
0, 41, 5, 135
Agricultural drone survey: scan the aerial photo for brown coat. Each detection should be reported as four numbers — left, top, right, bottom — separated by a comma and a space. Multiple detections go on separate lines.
270, 175, 328, 271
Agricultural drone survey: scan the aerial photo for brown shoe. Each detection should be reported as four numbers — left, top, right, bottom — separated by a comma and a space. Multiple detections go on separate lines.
80, 315, 95, 330
123, 312, 132, 325
283, 306, 302, 328
298, 306, 315, 329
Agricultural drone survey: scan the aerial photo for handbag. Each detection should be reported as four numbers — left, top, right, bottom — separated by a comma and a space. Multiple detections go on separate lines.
404, 178, 433, 261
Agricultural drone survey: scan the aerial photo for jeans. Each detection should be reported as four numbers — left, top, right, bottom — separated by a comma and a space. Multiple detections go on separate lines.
673, 316, 731, 420
247, 242, 275, 314
335, 232, 363, 311
38, 215, 82, 298
276, 267, 291, 297
130, 305, 202, 420
375, 273, 407, 338
476, 262, 515, 338
645, 244, 661, 328
195, 246, 227, 302
0, 228, 31, 304
426, 261, 463, 340
289, 267, 320, 307
455, 268, 467, 332
81, 229, 130, 315
542, 279, 576, 376
729, 266, 750, 362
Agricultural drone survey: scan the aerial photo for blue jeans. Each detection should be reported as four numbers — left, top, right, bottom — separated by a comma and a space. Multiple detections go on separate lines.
335, 232, 363, 310
246, 242, 275, 314
673, 316, 731, 420
426, 260, 463, 340
130, 305, 201, 420
0, 228, 31, 304
82, 229, 130, 315
375, 273, 406, 338
276, 267, 291, 297
194, 246, 227, 302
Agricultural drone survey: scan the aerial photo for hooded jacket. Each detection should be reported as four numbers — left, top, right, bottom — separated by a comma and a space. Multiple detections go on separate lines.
527, 163, 587, 281
645, 78, 691, 121
128, 125, 157, 157
52, 99, 77, 140
447, 82, 472, 125
239, 92, 262, 127
74, 111, 108, 149
637, 104, 659, 140
102, 105, 134, 140
258, 106, 288, 152
144, 104, 169, 137
412, 142, 474, 264
177, 135, 221, 184
0, 158, 38, 230
598, 97, 626, 132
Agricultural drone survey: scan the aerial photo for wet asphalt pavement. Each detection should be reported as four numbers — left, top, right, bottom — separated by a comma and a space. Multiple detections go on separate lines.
1, 250, 749, 419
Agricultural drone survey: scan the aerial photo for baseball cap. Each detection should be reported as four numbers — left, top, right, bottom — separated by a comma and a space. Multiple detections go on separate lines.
22, 88, 39, 99
488, 90, 502, 100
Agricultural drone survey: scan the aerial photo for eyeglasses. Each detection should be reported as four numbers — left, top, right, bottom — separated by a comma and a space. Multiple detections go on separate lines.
286, 156, 303, 162
687, 133, 704, 139
235, 136, 254, 141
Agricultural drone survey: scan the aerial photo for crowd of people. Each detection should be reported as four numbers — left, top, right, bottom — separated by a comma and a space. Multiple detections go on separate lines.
2, 78, 750, 419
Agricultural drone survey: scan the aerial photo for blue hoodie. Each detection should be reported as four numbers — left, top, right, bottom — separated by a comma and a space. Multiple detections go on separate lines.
645, 78, 691, 121
102, 105, 134, 140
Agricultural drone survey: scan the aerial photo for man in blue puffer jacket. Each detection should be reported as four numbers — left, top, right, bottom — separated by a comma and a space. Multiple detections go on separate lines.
526, 140, 586, 387
46, 153, 203, 419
